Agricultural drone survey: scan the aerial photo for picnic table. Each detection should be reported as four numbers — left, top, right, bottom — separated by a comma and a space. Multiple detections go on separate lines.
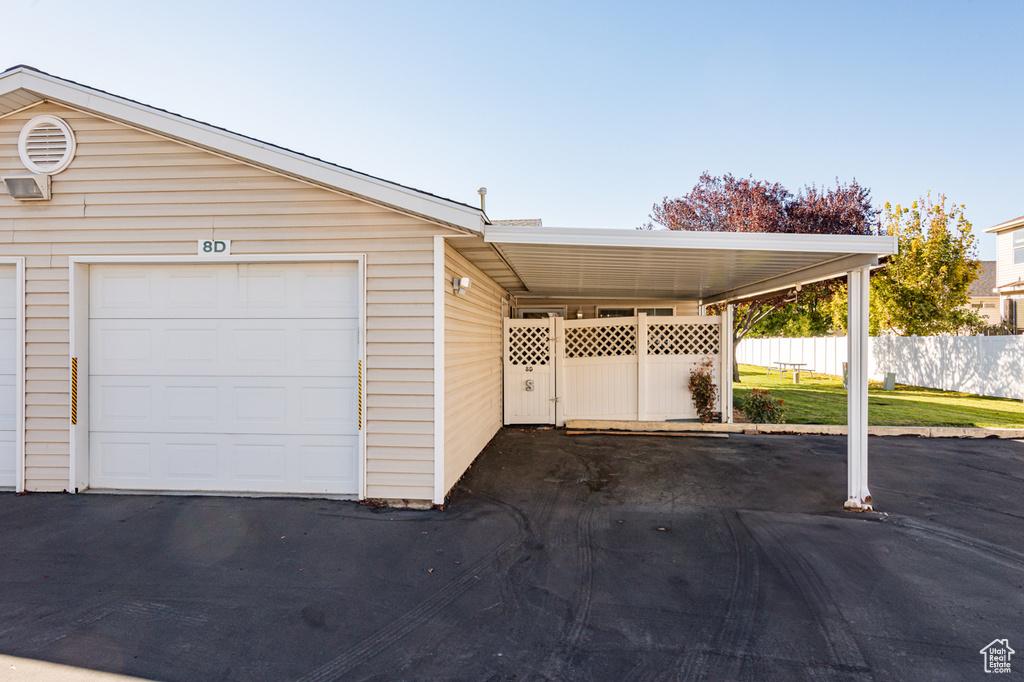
769, 361, 807, 384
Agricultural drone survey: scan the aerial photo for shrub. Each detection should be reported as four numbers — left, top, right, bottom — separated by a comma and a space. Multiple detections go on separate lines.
742, 388, 786, 423
688, 358, 719, 423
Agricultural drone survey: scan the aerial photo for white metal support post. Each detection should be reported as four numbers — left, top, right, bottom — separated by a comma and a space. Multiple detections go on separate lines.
845, 267, 872, 511
724, 304, 734, 423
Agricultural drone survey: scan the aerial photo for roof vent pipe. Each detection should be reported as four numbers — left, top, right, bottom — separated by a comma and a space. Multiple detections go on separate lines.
477, 187, 487, 213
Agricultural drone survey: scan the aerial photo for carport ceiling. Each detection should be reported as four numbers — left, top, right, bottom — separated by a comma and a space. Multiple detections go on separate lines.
482, 227, 898, 303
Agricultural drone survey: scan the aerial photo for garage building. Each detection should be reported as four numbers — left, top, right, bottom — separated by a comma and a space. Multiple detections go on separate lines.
0, 66, 894, 509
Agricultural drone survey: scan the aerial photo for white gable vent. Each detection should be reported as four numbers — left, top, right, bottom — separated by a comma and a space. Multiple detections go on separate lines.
18, 115, 77, 175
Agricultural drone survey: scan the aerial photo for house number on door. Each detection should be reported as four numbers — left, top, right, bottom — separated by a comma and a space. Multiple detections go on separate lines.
198, 239, 231, 255
525, 380, 534, 392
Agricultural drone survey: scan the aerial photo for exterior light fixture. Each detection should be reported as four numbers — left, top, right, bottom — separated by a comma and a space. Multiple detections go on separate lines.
452, 276, 471, 295
2, 174, 51, 201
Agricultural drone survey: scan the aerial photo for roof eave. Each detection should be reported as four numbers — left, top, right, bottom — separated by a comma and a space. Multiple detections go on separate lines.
0, 66, 484, 234
986, 215, 1024, 234
483, 226, 898, 255
702, 253, 879, 305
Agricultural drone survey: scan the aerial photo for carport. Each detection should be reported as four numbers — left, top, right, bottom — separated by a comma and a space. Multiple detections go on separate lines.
454, 226, 897, 511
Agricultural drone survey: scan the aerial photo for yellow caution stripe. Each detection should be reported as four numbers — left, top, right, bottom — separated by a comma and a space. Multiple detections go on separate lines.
71, 357, 78, 426
358, 360, 363, 430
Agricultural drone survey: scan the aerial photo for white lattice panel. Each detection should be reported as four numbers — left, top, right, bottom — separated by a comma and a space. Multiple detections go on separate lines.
648, 322, 720, 356
564, 324, 636, 359
507, 325, 550, 366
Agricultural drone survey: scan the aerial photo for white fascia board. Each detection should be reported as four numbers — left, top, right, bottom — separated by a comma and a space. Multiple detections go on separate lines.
986, 215, 1024, 234
704, 253, 880, 304
0, 68, 484, 234
484, 226, 897, 255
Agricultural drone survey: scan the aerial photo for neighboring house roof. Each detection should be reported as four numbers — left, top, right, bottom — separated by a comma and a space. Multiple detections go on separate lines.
0, 65, 484, 233
491, 219, 543, 227
986, 214, 1024, 234
968, 261, 998, 297
996, 279, 1024, 293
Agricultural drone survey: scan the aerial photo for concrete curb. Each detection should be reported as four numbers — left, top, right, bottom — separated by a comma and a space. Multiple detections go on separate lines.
564, 420, 1024, 439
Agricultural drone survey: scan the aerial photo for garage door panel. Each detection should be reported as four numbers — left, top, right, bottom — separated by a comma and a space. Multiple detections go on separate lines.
91, 319, 358, 377
0, 437, 14, 483
0, 320, 16, 371
88, 261, 361, 497
89, 432, 358, 494
0, 375, 15, 430
91, 376, 357, 435
90, 263, 359, 319
0, 266, 14, 488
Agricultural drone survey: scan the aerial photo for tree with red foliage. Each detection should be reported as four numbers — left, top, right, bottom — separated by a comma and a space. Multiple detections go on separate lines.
644, 172, 878, 381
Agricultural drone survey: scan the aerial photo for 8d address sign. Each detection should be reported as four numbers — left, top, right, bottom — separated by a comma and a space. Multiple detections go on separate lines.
198, 239, 231, 255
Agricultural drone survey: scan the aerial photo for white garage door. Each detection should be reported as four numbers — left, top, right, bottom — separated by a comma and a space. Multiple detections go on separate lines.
0, 266, 16, 489
89, 262, 360, 495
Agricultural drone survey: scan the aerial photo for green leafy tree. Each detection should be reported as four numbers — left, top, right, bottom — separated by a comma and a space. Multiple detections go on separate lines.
746, 298, 834, 338
825, 193, 983, 335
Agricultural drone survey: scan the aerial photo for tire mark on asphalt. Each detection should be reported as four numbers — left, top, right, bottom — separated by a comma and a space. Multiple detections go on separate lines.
121, 600, 209, 626
872, 484, 1024, 522
4, 597, 210, 651
295, 495, 530, 682
739, 512, 871, 678
469, 490, 548, 628
537, 501, 597, 680
670, 509, 763, 682
887, 515, 1024, 570
343, 485, 571, 681
19, 600, 118, 648
889, 447, 1024, 484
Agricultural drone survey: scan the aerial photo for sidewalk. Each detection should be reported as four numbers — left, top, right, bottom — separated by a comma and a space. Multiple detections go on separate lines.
565, 420, 1024, 439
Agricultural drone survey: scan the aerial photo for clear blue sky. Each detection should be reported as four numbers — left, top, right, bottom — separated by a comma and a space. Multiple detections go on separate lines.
4, 0, 1020, 258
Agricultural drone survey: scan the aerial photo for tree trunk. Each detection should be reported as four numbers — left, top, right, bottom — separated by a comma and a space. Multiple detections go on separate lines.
730, 299, 780, 384
732, 334, 741, 382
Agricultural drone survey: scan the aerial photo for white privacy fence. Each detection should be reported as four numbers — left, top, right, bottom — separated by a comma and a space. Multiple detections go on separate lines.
736, 335, 1024, 400
504, 315, 731, 425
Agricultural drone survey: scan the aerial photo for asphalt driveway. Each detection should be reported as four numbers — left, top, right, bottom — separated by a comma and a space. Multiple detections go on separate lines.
1, 430, 1022, 681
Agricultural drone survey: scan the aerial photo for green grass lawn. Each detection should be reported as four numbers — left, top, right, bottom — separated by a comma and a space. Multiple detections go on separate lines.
733, 364, 1024, 428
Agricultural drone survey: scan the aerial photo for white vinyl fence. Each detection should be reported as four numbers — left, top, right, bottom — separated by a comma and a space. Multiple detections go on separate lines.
736, 335, 1024, 400
505, 315, 731, 425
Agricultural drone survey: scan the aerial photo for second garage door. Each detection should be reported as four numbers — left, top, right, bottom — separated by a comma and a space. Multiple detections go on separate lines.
88, 262, 360, 496
0, 266, 16, 489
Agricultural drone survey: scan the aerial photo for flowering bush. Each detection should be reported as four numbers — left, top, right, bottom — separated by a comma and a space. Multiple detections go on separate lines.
688, 358, 719, 423
742, 388, 786, 423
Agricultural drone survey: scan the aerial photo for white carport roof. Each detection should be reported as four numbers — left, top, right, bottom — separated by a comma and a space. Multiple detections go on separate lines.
466, 225, 894, 512
466, 226, 897, 303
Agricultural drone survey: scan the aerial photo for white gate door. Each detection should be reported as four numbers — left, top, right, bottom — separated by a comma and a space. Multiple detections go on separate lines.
503, 318, 556, 424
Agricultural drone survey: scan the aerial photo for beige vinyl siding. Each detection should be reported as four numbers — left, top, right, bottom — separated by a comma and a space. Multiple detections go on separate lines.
1, 102, 457, 500
967, 296, 1001, 326
444, 243, 505, 493
996, 230, 1024, 288
513, 298, 699, 318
